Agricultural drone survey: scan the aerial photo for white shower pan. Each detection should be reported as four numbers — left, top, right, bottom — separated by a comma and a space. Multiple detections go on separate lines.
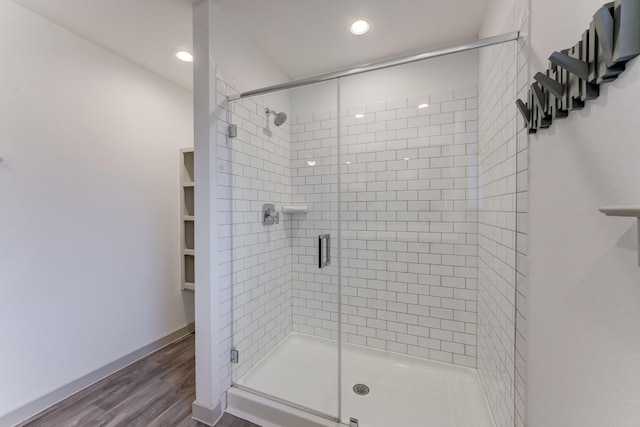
227, 333, 495, 427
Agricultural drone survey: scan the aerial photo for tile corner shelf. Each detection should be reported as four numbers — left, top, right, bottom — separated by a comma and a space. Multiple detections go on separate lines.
282, 205, 308, 214
599, 205, 640, 266
181, 148, 195, 291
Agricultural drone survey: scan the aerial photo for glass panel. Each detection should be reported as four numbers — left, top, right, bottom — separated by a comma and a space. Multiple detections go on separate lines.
223, 41, 519, 427
337, 43, 518, 427
228, 81, 340, 420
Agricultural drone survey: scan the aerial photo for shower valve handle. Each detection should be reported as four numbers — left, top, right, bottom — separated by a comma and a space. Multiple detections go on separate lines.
262, 204, 279, 225
268, 210, 280, 224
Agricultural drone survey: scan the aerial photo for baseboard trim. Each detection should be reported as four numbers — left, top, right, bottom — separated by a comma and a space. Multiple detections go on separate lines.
2, 322, 195, 427
192, 400, 223, 426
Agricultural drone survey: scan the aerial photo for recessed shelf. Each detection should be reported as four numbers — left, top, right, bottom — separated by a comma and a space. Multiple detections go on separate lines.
599, 205, 640, 266
183, 215, 194, 221
182, 182, 194, 188
183, 186, 194, 216
184, 254, 195, 283
183, 282, 195, 291
184, 221, 194, 250
183, 249, 195, 256
182, 150, 194, 183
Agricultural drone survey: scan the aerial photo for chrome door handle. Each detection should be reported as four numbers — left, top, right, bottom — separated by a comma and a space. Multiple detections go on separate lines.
318, 234, 331, 268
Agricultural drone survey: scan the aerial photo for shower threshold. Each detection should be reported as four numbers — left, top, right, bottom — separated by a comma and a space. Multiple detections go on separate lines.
227, 332, 495, 427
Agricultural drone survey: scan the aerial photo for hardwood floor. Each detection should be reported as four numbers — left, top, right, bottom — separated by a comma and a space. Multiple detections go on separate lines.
21, 334, 259, 427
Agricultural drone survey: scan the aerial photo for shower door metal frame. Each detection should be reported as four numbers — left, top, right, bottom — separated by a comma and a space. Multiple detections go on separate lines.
227, 32, 519, 101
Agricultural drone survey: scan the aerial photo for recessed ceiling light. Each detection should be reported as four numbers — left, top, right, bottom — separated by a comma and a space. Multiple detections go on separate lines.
346, 161, 352, 165
418, 103, 429, 109
350, 19, 371, 36
307, 160, 317, 167
355, 114, 365, 119
404, 158, 411, 161
175, 51, 193, 63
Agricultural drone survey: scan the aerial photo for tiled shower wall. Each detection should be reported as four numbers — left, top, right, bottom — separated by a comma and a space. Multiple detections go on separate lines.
289, 111, 341, 343
217, 81, 294, 382
290, 90, 481, 367
477, 39, 518, 427
477, 0, 529, 425
214, 34, 529, 419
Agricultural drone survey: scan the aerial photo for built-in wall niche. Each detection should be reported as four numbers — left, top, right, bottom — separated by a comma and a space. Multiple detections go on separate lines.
183, 186, 194, 217
180, 148, 195, 291
182, 150, 194, 182
184, 255, 195, 290
184, 221, 194, 251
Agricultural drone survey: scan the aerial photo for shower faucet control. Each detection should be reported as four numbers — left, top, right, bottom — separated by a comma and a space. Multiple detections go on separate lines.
263, 203, 279, 225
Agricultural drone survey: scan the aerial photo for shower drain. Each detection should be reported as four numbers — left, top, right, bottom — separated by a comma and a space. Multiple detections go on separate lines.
353, 384, 370, 395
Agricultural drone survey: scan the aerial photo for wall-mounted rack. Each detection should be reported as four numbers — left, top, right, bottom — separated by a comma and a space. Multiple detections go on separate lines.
599, 205, 640, 266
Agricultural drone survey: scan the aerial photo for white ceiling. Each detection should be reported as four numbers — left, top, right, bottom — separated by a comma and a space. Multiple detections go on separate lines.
11, 0, 491, 91
214, 0, 491, 80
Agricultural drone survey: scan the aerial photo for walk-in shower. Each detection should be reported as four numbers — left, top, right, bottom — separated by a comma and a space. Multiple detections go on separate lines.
217, 33, 521, 427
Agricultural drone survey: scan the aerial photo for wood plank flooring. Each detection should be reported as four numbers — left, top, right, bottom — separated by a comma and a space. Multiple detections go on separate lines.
21, 333, 259, 427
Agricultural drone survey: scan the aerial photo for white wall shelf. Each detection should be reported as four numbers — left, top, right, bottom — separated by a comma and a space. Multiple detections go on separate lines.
181, 148, 195, 291
599, 206, 640, 217
599, 205, 640, 266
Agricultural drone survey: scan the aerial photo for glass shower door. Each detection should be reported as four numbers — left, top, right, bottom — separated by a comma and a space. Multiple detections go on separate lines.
226, 81, 341, 421
337, 44, 517, 427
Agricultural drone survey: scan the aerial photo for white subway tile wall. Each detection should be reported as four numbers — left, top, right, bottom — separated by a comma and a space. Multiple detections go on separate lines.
289, 110, 340, 345
477, 39, 517, 427
215, 28, 529, 421
514, 2, 530, 426
477, 0, 529, 424
290, 88, 481, 367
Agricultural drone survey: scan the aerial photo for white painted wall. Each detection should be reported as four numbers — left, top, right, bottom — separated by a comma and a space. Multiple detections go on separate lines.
290, 51, 478, 114
210, 1, 290, 93
480, 0, 526, 37
0, 1, 193, 418
529, 0, 640, 426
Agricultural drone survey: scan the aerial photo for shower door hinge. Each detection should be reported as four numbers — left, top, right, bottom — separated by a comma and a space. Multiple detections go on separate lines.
349, 418, 359, 427
230, 348, 239, 364
228, 124, 238, 138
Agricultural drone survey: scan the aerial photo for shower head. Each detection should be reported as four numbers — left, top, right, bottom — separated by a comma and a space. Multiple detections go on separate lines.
265, 108, 287, 126
273, 112, 287, 126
